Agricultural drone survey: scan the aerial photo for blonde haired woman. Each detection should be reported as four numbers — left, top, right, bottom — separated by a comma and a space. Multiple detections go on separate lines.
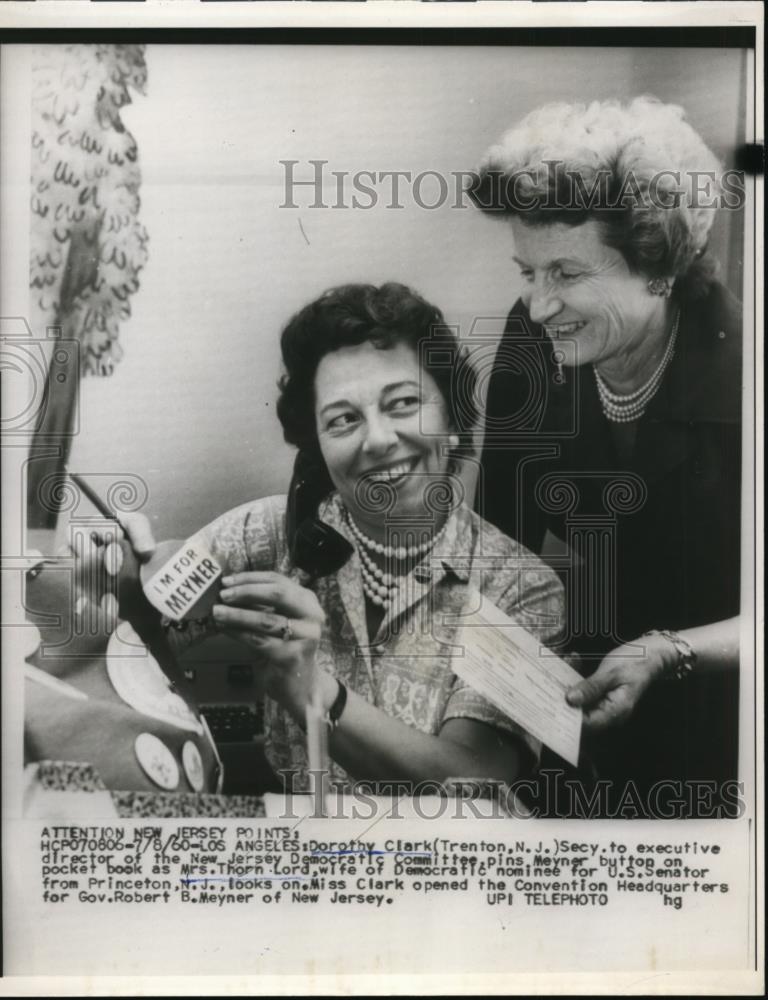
471, 97, 742, 815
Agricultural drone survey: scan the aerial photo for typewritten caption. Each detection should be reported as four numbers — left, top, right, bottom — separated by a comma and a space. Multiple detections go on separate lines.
39, 826, 730, 911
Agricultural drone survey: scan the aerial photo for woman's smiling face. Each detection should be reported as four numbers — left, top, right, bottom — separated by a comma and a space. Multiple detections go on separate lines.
510, 218, 668, 370
314, 339, 454, 538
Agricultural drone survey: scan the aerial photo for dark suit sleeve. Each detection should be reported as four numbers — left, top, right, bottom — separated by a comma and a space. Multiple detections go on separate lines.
475, 299, 552, 554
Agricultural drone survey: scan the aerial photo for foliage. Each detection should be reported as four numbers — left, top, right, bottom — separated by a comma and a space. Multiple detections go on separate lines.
30, 44, 149, 376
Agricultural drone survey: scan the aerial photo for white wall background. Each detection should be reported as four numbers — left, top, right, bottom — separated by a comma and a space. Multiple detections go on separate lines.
63, 44, 747, 539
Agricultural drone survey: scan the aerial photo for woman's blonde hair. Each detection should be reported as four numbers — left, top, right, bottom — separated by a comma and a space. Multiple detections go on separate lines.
471, 97, 726, 295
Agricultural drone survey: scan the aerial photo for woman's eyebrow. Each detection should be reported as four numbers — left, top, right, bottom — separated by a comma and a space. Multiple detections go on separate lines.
381, 380, 420, 393
513, 254, 587, 269
319, 380, 421, 417
318, 398, 354, 418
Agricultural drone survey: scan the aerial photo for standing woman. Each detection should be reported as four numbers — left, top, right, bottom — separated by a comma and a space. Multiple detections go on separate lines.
470, 98, 743, 813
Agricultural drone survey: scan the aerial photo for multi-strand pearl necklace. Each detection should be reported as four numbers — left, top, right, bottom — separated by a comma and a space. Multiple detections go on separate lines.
593, 311, 680, 423
345, 512, 448, 609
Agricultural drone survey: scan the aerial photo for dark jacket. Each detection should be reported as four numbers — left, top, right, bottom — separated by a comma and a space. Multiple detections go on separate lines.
478, 281, 743, 810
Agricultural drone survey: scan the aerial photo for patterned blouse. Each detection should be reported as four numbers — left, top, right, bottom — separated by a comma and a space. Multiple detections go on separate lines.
178, 493, 565, 790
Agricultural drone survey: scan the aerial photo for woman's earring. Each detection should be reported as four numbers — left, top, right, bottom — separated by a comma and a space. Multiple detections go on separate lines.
448, 434, 460, 449
647, 277, 672, 298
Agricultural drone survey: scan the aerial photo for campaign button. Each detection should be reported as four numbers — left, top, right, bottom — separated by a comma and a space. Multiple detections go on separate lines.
141, 537, 222, 622
182, 740, 205, 792
134, 733, 179, 790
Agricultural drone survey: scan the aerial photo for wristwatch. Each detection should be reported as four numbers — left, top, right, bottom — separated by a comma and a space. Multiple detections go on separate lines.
299, 679, 348, 734
323, 679, 348, 732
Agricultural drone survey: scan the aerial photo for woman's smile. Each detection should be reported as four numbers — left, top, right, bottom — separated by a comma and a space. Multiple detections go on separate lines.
364, 457, 420, 484
544, 319, 588, 338
314, 340, 454, 540
510, 218, 671, 380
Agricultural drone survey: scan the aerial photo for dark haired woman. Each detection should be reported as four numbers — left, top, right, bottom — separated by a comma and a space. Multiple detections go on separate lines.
471, 98, 742, 810
129, 282, 565, 791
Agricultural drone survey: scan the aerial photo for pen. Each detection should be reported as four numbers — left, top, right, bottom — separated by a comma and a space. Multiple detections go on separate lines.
65, 469, 125, 530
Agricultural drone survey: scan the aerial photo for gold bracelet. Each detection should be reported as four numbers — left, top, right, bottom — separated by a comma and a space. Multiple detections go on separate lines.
644, 629, 697, 681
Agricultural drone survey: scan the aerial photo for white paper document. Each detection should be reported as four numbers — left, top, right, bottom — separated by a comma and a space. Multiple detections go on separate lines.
452, 589, 583, 766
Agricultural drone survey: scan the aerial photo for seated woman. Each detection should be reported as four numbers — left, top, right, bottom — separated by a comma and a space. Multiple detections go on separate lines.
132, 282, 566, 792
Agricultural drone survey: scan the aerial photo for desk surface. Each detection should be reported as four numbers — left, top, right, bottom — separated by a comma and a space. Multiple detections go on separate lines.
24, 761, 523, 819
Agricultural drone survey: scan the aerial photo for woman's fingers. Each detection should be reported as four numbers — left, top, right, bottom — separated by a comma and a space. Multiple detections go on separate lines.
582, 686, 634, 730
71, 530, 113, 591
220, 572, 324, 623
567, 642, 662, 729
213, 603, 288, 637
566, 668, 615, 708
65, 512, 155, 566
214, 577, 322, 711
120, 511, 156, 561
213, 602, 320, 642
567, 661, 637, 729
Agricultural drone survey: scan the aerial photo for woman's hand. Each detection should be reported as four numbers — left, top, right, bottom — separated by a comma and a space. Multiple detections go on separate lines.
69, 511, 156, 576
213, 571, 326, 717
565, 634, 672, 730
65, 513, 156, 628
117, 513, 157, 561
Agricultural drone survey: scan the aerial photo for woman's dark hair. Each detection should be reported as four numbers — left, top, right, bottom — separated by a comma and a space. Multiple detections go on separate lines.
276, 282, 479, 468
468, 97, 723, 299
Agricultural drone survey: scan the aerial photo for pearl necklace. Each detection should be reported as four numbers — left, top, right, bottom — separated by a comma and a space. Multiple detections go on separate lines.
345, 512, 448, 609
345, 511, 448, 560
593, 311, 680, 423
